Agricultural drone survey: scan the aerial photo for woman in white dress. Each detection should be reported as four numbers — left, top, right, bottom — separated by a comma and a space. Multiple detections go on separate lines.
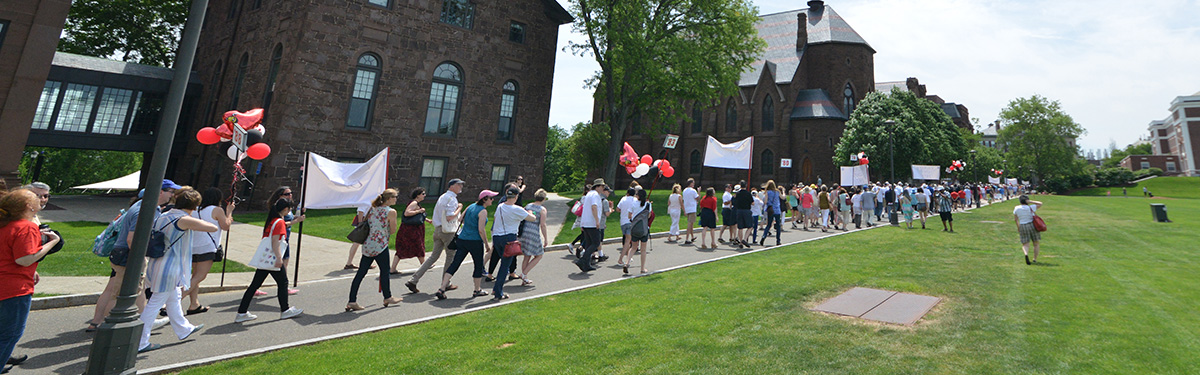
667, 184, 682, 242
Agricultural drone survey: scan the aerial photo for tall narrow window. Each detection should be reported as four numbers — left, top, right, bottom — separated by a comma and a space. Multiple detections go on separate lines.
725, 103, 737, 133
425, 62, 463, 136
420, 158, 448, 196
441, 0, 474, 29
229, 53, 248, 110
368, 0, 390, 7
691, 106, 703, 134
0, 20, 10, 51
497, 81, 517, 141
509, 22, 526, 43
690, 149, 703, 174
490, 165, 510, 192
92, 88, 135, 135
347, 53, 381, 129
761, 95, 774, 132
843, 83, 855, 116
31, 81, 62, 130
263, 44, 283, 114
761, 149, 775, 175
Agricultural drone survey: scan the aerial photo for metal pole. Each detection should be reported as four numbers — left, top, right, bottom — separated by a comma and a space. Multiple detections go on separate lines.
293, 152, 310, 287
85, 1, 208, 373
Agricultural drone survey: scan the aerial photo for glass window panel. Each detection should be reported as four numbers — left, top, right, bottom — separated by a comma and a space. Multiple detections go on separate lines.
499, 93, 515, 117
425, 66, 462, 135
497, 118, 512, 141
368, 0, 389, 7
725, 105, 737, 133
93, 88, 134, 135
509, 22, 525, 43
440, 0, 474, 28
57, 84, 99, 132
690, 150, 702, 174
420, 158, 447, 196
761, 150, 774, 174
490, 165, 508, 192
358, 54, 379, 67
347, 98, 370, 128
433, 63, 461, 82
503, 81, 516, 91
31, 81, 61, 130
352, 70, 376, 99
130, 92, 164, 135
691, 106, 702, 134
424, 108, 442, 133
762, 96, 774, 132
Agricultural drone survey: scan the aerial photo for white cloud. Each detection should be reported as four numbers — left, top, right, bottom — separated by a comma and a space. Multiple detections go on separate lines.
547, 0, 1200, 151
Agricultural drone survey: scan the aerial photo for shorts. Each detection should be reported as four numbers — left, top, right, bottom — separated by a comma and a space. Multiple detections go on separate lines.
917, 203, 927, 212
621, 223, 632, 236
192, 252, 217, 262
736, 209, 754, 229
721, 208, 734, 226
1018, 223, 1041, 244
700, 208, 717, 228
939, 212, 953, 221
109, 247, 131, 267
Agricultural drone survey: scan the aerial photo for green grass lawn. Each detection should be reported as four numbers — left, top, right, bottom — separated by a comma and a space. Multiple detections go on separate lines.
181, 195, 1200, 373
38, 221, 255, 277
1071, 176, 1200, 199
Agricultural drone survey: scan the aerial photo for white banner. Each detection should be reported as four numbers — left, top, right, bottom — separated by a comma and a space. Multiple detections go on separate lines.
911, 165, 941, 180
703, 136, 753, 170
840, 165, 870, 186
988, 176, 1001, 184
303, 148, 389, 210
1006, 178, 1018, 186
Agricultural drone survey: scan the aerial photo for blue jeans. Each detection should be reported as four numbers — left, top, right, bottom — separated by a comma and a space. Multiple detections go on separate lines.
491, 234, 518, 297
0, 294, 32, 362
761, 211, 781, 244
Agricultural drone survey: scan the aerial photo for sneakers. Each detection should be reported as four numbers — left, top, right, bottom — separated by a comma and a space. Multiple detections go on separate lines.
280, 307, 303, 320
253, 290, 268, 296
287, 289, 299, 295
180, 324, 204, 340
234, 313, 258, 323
151, 317, 169, 330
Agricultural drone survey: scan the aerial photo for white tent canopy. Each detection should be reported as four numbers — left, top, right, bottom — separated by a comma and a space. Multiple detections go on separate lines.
71, 171, 141, 191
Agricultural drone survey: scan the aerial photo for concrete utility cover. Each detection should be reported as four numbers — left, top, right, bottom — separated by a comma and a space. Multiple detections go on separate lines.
812, 287, 941, 326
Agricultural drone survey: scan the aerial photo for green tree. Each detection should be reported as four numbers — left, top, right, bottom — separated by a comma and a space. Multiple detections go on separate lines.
542, 125, 572, 192
59, 0, 190, 67
569, 0, 765, 184
1102, 142, 1152, 168
962, 146, 1005, 183
996, 95, 1086, 185
834, 88, 969, 182
19, 147, 143, 193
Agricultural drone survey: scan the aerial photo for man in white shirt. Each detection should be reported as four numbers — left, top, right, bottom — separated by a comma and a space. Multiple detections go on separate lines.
681, 178, 700, 244
616, 187, 640, 265
405, 179, 464, 293
575, 179, 610, 272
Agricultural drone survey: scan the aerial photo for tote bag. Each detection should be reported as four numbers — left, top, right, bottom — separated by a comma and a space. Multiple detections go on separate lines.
1032, 214, 1047, 232
249, 220, 285, 271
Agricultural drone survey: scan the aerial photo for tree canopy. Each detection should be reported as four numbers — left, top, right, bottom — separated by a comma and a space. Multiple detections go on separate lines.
59, 0, 190, 67
1102, 142, 1152, 168
569, 0, 765, 183
996, 95, 1086, 185
834, 88, 969, 182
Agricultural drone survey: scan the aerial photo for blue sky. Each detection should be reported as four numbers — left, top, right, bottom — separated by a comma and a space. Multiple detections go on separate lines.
547, 0, 1200, 152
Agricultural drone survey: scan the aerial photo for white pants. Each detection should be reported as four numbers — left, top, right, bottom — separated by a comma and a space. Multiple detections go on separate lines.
140, 287, 197, 350
820, 209, 830, 226
668, 209, 681, 235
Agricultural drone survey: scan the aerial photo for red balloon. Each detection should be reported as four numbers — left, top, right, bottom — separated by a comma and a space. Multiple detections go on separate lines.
662, 166, 675, 178
214, 123, 234, 140
859, 158, 869, 165
196, 127, 220, 145
246, 143, 271, 160
660, 160, 671, 170
640, 155, 652, 165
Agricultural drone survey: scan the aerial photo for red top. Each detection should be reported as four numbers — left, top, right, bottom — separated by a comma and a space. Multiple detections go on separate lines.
263, 218, 287, 239
0, 220, 41, 301
700, 196, 718, 211
951, 191, 962, 199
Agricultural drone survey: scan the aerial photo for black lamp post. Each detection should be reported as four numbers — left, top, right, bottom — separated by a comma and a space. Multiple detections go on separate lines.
885, 119, 898, 225
969, 149, 977, 183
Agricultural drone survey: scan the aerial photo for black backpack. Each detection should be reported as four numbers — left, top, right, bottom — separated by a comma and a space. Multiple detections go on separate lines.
630, 204, 651, 238
147, 217, 182, 258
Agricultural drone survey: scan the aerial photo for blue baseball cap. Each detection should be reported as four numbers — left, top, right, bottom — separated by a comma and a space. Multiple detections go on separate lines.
161, 179, 182, 190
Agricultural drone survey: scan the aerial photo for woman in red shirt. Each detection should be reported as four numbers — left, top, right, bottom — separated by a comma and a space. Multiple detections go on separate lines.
234, 198, 303, 323
1, 189, 60, 370
698, 187, 718, 249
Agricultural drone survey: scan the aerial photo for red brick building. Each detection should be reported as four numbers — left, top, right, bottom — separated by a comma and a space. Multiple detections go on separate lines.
606, 0, 875, 188
1119, 154, 1181, 176
1148, 91, 1200, 176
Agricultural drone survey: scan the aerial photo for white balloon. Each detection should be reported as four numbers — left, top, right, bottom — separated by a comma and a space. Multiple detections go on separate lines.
652, 160, 662, 168
632, 170, 646, 178
254, 124, 266, 135
635, 163, 650, 176
227, 145, 240, 161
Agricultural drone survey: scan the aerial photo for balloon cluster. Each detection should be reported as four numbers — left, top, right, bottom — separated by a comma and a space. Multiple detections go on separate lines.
946, 160, 966, 173
619, 142, 675, 179
849, 152, 869, 165
195, 109, 272, 161
991, 169, 1004, 175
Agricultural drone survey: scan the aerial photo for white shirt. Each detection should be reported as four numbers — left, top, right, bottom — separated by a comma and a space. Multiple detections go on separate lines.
579, 190, 603, 228
681, 187, 699, 213
491, 203, 530, 236
668, 193, 682, 212
875, 189, 885, 203
1013, 204, 1037, 225
190, 206, 220, 254
751, 195, 764, 216
432, 190, 459, 229
722, 191, 733, 208
850, 193, 862, 209
617, 196, 640, 225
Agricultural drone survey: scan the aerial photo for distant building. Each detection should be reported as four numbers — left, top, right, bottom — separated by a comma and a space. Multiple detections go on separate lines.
1119, 154, 1181, 176
980, 122, 999, 149
1147, 91, 1200, 176
875, 77, 972, 131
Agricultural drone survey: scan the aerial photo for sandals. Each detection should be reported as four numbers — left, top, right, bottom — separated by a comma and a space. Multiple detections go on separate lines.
434, 290, 447, 300
345, 303, 365, 311
492, 293, 510, 301
186, 306, 209, 315
446, 284, 459, 291
472, 290, 490, 297
85, 323, 99, 332
521, 279, 534, 287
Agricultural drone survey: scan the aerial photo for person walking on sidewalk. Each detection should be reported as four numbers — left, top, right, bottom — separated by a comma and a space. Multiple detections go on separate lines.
616, 187, 640, 267
817, 186, 832, 232
342, 207, 373, 270
1014, 195, 1044, 265
1, 189, 61, 373
619, 189, 653, 274
698, 187, 719, 249
759, 180, 782, 246
719, 184, 735, 244
185, 188, 235, 316
235, 198, 303, 323
434, 190, 498, 299
391, 188, 431, 274
138, 188, 218, 353
406, 179, 464, 293
937, 189, 955, 232
575, 180, 609, 272
837, 186, 851, 232
732, 182, 753, 248
345, 189, 403, 311
517, 189, 549, 286
264, 187, 303, 296
491, 187, 538, 301
899, 190, 915, 229
681, 179, 700, 244
860, 185, 876, 228
667, 184, 683, 243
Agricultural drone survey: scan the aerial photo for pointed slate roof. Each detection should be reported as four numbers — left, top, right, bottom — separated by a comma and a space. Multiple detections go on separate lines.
941, 103, 962, 119
791, 89, 845, 120
740, 4, 873, 87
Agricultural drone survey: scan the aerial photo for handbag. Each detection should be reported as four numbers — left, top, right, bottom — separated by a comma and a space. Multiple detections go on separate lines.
249, 220, 285, 271
500, 206, 522, 257
1032, 213, 1047, 232
347, 209, 372, 244
402, 211, 426, 225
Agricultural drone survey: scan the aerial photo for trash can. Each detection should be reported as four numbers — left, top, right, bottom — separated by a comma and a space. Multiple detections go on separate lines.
1150, 204, 1170, 223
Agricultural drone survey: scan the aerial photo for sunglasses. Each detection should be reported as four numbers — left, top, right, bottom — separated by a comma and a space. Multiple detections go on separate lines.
281, 192, 293, 196
38, 194, 50, 199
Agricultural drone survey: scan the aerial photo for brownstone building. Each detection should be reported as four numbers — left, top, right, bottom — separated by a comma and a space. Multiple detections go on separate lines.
1147, 91, 1200, 176
875, 77, 972, 131
180, 0, 573, 201
606, 1, 874, 188
1119, 154, 1181, 176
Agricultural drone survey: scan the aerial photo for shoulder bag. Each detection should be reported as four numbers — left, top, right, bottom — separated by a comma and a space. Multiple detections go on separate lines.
402, 208, 426, 225
501, 206, 523, 257
249, 219, 285, 270
347, 208, 372, 244
1031, 208, 1047, 232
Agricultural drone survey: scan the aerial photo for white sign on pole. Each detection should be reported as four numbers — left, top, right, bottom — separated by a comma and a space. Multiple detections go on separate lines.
780, 158, 792, 168
231, 125, 248, 152
911, 165, 941, 180
840, 165, 870, 186
663, 134, 680, 149
988, 176, 1001, 184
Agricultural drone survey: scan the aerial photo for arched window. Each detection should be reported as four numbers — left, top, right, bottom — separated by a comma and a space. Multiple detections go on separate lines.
229, 53, 248, 109
843, 83, 855, 116
761, 149, 775, 175
725, 103, 737, 133
497, 80, 517, 141
425, 62, 463, 136
690, 149, 703, 174
347, 53, 381, 129
263, 44, 283, 114
691, 105, 703, 134
761, 95, 774, 132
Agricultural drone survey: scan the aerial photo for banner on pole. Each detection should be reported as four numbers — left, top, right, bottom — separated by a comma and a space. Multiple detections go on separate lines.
1006, 178, 1018, 185
911, 165, 941, 180
988, 176, 1001, 184
780, 158, 792, 168
703, 136, 753, 170
663, 134, 680, 149
303, 148, 389, 210
840, 165, 870, 186
1020, 180, 1030, 186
